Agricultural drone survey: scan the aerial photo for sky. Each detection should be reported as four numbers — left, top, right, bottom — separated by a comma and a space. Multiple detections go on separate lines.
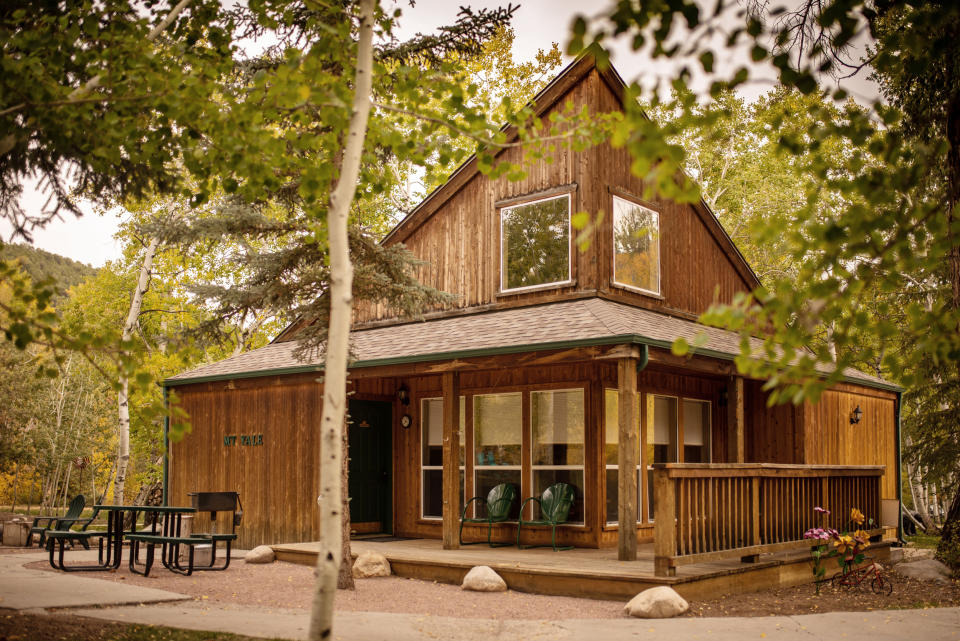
2, 0, 880, 268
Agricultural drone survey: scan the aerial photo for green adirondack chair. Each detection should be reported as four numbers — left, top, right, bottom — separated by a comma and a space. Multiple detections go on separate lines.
27, 494, 85, 548
516, 482, 575, 551
459, 483, 517, 547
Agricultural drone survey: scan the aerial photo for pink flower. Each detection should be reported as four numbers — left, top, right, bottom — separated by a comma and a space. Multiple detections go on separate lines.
814, 507, 831, 515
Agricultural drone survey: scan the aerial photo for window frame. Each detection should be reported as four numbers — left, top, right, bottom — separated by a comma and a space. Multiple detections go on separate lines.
528, 387, 587, 525
419, 396, 465, 521
603, 388, 643, 526
611, 193, 662, 297
646, 393, 679, 523
471, 391, 524, 520
681, 398, 713, 464
499, 193, 574, 294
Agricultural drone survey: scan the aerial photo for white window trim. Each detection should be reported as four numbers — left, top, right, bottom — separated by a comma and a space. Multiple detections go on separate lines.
420, 396, 465, 521
603, 387, 643, 526
647, 393, 679, 523
681, 398, 713, 464
472, 392, 524, 520
499, 193, 574, 294
528, 387, 586, 525
611, 194, 661, 297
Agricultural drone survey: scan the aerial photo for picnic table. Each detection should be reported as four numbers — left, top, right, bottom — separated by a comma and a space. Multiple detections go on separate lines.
46, 504, 204, 576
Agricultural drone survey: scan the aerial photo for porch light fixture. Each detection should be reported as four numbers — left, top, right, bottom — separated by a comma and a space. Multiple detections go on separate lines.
396, 385, 410, 406
850, 405, 863, 425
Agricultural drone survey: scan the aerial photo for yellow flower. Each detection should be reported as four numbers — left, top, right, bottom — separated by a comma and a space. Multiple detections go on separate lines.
850, 508, 865, 525
834, 534, 854, 555
854, 529, 871, 548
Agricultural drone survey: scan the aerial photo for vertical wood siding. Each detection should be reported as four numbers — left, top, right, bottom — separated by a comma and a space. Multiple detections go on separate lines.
353, 69, 754, 326
168, 374, 391, 550
803, 387, 898, 501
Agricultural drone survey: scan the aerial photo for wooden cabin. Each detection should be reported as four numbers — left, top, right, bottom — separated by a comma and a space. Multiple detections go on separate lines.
164, 56, 901, 576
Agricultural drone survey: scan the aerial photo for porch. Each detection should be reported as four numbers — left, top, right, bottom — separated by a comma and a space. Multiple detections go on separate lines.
272, 536, 895, 601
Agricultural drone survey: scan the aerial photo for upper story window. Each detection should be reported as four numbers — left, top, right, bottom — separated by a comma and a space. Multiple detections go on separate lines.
500, 194, 571, 293
612, 195, 660, 295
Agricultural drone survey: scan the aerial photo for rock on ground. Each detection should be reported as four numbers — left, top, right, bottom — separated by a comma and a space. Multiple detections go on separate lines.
623, 586, 689, 619
244, 545, 275, 564
461, 566, 507, 592
895, 559, 952, 584
352, 551, 391, 578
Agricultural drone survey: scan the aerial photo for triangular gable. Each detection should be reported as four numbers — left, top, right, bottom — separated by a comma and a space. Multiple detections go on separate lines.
381, 53, 761, 291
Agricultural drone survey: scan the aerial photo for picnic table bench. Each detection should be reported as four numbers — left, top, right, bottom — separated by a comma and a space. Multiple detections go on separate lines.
126, 532, 214, 576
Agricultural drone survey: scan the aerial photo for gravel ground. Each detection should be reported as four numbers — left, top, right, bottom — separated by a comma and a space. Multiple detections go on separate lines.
17, 545, 960, 621
26, 557, 627, 620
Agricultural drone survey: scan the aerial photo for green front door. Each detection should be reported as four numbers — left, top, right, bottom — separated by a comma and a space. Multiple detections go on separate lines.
347, 400, 392, 535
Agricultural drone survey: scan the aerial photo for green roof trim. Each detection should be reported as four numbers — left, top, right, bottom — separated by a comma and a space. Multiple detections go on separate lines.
163, 333, 902, 393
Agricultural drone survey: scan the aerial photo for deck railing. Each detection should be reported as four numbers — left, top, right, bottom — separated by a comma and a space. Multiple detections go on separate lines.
652, 464, 884, 577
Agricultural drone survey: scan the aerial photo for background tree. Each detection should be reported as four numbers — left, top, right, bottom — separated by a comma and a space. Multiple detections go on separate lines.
571, 0, 960, 568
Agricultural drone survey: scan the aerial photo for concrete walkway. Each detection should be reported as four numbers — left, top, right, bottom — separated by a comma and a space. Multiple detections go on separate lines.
0, 550, 188, 610
2, 549, 958, 641
68, 602, 960, 641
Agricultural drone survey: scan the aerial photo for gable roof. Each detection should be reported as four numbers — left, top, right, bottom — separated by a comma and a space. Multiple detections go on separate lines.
167, 297, 898, 393
379, 52, 762, 290
273, 53, 763, 344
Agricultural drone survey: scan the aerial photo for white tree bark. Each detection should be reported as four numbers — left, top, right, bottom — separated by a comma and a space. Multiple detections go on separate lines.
114, 237, 159, 505
308, 1, 375, 639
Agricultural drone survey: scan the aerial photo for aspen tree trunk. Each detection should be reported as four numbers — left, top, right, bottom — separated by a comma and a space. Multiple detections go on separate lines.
114, 237, 159, 505
307, 1, 374, 637
11, 462, 18, 512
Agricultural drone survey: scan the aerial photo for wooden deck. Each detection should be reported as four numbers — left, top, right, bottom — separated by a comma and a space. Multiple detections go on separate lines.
271, 538, 893, 601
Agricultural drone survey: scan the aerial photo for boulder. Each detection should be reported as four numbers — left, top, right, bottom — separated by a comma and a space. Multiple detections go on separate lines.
352, 550, 391, 578
460, 565, 507, 592
896, 559, 952, 584
624, 586, 689, 619
244, 545, 276, 564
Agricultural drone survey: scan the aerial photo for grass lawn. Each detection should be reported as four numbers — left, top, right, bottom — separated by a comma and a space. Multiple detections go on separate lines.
905, 533, 941, 549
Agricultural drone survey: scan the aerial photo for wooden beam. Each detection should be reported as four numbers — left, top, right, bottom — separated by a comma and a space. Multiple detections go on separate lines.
441, 371, 461, 549
349, 343, 636, 379
653, 468, 676, 577
727, 376, 745, 463
646, 348, 736, 377
617, 357, 638, 561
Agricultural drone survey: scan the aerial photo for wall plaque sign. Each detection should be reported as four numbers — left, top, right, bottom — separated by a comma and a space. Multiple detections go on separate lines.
224, 434, 264, 446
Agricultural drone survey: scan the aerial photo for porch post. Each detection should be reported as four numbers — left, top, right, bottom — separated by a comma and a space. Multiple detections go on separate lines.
617, 357, 638, 561
442, 371, 461, 549
727, 376, 745, 463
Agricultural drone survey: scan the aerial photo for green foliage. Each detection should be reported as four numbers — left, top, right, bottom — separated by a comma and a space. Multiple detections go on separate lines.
0, 0, 235, 238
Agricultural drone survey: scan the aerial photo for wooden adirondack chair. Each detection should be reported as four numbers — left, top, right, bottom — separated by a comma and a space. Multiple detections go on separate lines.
27, 494, 85, 548
516, 482, 575, 551
459, 483, 517, 547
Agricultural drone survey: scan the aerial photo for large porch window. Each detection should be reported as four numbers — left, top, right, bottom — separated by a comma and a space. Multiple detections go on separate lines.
682, 399, 711, 463
473, 393, 522, 520
421, 396, 465, 520
531, 389, 585, 524
603, 389, 641, 524
646, 395, 678, 522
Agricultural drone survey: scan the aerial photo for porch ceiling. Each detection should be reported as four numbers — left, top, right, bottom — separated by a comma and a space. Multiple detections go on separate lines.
165, 298, 896, 391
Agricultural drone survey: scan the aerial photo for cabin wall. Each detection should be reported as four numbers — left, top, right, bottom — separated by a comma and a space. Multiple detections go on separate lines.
802, 384, 898, 501
586, 73, 755, 318
743, 379, 804, 464
353, 68, 754, 327
167, 374, 393, 550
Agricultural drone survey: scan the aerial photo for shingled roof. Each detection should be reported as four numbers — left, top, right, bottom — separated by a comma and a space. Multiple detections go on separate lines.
165, 298, 897, 391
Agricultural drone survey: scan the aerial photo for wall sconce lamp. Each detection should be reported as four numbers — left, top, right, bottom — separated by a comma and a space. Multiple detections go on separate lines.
396, 385, 410, 406
850, 405, 863, 425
